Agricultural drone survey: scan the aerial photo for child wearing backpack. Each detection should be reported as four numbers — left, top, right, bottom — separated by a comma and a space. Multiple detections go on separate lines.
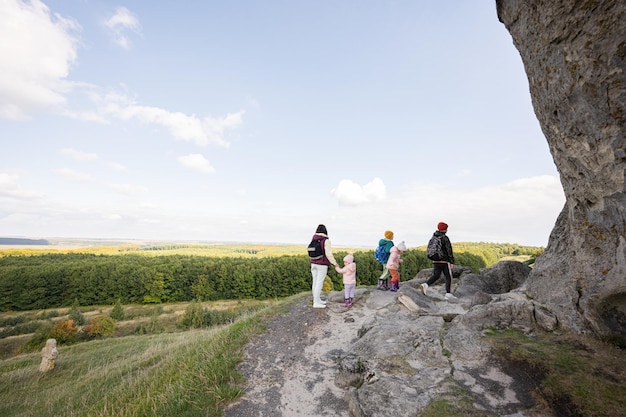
387, 241, 406, 292
375, 230, 394, 290
421, 222, 457, 300
335, 253, 357, 308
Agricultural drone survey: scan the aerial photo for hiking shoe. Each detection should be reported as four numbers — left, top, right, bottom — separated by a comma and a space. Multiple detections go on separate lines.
313, 303, 326, 308
420, 283, 428, 295
445, 293, 458, 300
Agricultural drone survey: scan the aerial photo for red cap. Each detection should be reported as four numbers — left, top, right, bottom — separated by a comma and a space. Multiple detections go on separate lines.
437, 222, 448, 231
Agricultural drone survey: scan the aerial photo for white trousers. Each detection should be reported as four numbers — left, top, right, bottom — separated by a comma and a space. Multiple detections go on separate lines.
310, 263, 328, 305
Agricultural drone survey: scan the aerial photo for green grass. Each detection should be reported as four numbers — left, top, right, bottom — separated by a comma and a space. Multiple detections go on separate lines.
484, 328, 626, 417
420, 382, 498, 417
0, 295, 299, 417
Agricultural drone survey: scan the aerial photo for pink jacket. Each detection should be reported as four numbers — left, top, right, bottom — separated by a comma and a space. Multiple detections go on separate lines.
335, 254, 356, 285
386, 246, 404, 270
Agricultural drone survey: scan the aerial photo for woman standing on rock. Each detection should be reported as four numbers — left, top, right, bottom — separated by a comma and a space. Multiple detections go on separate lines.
309, 224, 339, 308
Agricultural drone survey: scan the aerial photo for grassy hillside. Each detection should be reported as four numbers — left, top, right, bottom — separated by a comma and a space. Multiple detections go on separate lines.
1, 294, 623, 417
0, 296, 289, 417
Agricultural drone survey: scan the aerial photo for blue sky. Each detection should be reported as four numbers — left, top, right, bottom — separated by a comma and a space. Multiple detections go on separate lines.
0, 0, 565, 248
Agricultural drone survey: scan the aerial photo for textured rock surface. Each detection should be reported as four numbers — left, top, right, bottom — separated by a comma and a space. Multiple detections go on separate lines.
38, 338, 58, 372
496, 0, 626, 338
227, 262, 558, 417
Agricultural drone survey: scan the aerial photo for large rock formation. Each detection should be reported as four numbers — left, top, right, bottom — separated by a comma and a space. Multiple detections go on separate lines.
496, 1, 626, 339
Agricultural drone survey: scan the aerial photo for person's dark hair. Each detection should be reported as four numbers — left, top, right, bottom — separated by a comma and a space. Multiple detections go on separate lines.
316, 224, 328, 234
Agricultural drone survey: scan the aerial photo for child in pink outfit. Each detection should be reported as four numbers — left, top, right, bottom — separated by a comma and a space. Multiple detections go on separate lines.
335, 253, 357, 308
387, 241, 406, 292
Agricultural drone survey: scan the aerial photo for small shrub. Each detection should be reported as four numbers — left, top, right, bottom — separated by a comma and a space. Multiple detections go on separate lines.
0, 321, 41, 338
37, 310, 61, 320
49, 320, 78, 345
179, 300, 204, 329
75, 327, 91, 342
322, 275, 334, 292
143, 295, 162, 304
147, 312, 164, 334
68, 299, 86, 326
0, 316, 26, 327
109, 299, 125, 321
203, 309, 237, 327
23, 322, 53, 352
86, 316, 116, 338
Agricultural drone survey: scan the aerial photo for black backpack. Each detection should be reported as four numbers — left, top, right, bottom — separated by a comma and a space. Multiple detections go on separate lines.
307, 238, 325, 260
427, 235, 444, 261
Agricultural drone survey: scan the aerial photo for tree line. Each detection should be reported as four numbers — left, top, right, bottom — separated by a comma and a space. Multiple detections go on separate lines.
0, 246, 521, 311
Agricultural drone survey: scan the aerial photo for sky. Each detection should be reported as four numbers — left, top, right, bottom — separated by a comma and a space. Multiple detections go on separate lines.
0, 0, 565, 248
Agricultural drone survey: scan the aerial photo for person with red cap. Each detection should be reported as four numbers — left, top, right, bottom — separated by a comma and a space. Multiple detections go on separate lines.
421, 222, 457, 300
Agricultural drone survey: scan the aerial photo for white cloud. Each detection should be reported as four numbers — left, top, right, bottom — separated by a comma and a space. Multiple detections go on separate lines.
331, 177, 386, 206
335, 175, 565, 247
0, 173, 45, 199
99, 92, 243, 147
105, 183, 149, 196
103, 6, 142, 50
107, 162, 128, 172
60, 148, 98, 161
60, 108, 109, 123
0, 0, 80, 120
178, 154, 216, 174
0, 1, 242, 144
53, 168, 93, 182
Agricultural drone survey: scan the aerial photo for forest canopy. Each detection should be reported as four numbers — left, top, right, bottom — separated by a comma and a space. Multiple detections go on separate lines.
0, 243, 542, 311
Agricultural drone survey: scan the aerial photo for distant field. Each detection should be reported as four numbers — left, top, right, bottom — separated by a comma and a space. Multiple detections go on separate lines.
0, 238, 372, 258
0, 238, 541, 265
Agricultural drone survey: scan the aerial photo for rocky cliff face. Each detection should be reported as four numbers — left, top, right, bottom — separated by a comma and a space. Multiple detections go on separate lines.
496, 0, 626, 339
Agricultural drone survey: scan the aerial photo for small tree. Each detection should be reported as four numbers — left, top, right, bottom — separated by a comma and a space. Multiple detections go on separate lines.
179, 300, 204, 329
49, 319, 78, 345
147, 310, 164, 334
86, 316, 116, 338
68, 298, 86, 325
110, 299, 125, 321
23, 322, 53, 352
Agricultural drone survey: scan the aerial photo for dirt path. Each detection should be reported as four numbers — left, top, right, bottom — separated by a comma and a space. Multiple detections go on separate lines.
224, 290, 386, 417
